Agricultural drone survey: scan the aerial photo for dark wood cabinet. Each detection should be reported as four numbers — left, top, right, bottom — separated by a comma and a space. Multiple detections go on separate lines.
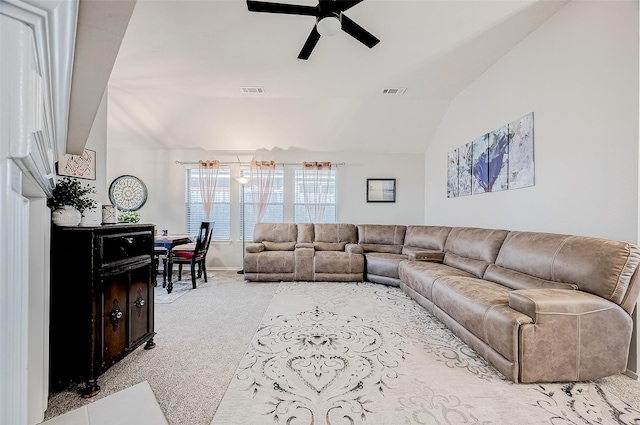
50, 224, 156, 397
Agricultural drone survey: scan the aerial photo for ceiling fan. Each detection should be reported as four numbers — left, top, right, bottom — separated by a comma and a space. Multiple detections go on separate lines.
246, 0, 380, 60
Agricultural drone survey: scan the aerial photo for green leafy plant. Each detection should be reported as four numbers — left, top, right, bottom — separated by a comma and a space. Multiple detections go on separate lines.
118, 211, 141, 223
47, 177, 97, 216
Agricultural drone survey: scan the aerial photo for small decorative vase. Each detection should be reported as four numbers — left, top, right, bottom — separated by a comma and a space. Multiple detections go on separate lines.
51, 205, 82, 226
102, 205, 117, 224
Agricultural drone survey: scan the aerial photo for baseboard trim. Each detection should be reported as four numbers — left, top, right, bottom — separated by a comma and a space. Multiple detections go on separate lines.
207, 267, 241, 271
623, 369, 638, 380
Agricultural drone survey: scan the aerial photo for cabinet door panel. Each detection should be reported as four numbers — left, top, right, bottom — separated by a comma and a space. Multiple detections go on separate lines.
129, 266, 150, 344
103, 276, 127, 365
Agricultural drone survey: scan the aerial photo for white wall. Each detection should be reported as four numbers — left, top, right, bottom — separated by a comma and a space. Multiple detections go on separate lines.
425, 0, 638, 243
106, 141, 424, 269
424, 0, 638, 372
81, 92, 109, 225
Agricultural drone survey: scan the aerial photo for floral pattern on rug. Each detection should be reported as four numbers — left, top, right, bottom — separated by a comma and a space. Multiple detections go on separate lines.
531, 383, 640, 425
236, 306, 409, 424
372, 285, 500, 382
212, 282, 640, 425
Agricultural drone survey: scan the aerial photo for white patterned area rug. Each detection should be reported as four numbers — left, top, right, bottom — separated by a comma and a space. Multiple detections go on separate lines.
211, 282, 640, 425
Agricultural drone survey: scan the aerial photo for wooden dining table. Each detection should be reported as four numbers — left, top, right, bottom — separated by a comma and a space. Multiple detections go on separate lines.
154, 234, 193, 293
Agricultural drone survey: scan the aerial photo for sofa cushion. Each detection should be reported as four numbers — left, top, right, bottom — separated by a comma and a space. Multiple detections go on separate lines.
243, 251, 294, 274
495, 231, 640, 304
263, 241, 296, 251
314, 223, 358, 244
398, 261, 475, 303
443, 227, 509, 278
314, 241, 347, 251
297, 223, 314, 244
483, 264, 578, 291
357, 224, 406, 245
364, 252, 406, 280
314, 251, 364, 275
360, 243, 403, 254
404, 225, 452, 250
253, 223, 297, 243
432, 276, 533, 362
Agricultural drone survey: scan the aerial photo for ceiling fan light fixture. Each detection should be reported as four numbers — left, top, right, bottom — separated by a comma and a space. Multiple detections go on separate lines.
316, 14, 341, 37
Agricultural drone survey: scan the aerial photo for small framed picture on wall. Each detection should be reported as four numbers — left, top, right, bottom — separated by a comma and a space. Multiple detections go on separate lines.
367, 178, 396, 203
57, 149, 96, 180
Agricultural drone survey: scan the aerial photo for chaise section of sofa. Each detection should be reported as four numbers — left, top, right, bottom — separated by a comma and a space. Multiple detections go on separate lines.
492, 231, 640, 382
399, 228, 640, 383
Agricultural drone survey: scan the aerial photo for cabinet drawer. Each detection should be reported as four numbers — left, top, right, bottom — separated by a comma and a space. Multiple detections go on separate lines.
100, 231, 152, 266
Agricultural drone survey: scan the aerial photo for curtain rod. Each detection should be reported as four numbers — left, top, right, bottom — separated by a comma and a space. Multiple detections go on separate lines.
174, 160, 345, 167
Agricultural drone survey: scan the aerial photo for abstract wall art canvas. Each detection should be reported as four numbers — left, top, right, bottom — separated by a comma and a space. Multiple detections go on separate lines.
447, 149, 459, 198
488, 125, 509, 192
458, 142, 473, 197
447, 112, 534, 199
471, 134, 489, 194
508, 112, 535, 189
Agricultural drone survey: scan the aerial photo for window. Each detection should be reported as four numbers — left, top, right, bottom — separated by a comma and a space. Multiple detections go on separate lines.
239, 168, 284, 241
293, 168, 337, 223
185, 167, 230, 240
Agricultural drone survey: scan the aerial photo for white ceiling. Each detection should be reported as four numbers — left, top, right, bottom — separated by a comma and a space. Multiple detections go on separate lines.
107, 0, 568, 154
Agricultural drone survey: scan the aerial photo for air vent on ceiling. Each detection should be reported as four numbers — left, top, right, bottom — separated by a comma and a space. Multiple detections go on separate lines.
381, 87, 407, 95
240, 86, 265, 94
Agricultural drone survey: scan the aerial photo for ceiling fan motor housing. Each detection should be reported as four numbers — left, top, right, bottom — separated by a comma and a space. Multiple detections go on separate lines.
317, 13, 341, 36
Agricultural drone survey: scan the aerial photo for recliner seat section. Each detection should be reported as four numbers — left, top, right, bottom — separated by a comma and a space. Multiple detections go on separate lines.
244, 222, 363, 282
312, 223, 363, 282
244, 222, 640, 383
243, 223, 298, 281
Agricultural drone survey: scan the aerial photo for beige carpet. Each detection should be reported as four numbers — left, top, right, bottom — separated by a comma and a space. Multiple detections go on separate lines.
43, 271, 280, 425
211, 281, 640, 425
43, 272, 640, 425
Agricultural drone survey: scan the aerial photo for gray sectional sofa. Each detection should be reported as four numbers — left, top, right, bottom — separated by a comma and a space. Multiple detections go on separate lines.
243, 222, 640, 383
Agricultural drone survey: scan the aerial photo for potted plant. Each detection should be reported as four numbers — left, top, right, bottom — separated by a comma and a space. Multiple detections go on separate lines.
117, 211, 141, 223
47, 177, 97, 226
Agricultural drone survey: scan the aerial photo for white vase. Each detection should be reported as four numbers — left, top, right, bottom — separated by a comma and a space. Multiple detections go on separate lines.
52, 205, 82, 226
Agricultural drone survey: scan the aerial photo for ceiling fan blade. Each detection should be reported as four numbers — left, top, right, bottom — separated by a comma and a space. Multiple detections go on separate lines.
340, 14, 380, 48
247, 0, 317, 16
298, 27, 321, 60
335, 0, 364, 12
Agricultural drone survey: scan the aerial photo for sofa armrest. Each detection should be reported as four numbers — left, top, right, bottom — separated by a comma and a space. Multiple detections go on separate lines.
346, 243, 363, 255
508, 288, 620, 322
402, 246, 444, 262
245, 243, 265, 254
509, 288, 632, 382
296, 242, 314, 249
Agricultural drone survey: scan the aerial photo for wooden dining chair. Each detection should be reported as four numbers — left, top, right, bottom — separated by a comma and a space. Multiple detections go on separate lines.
165, 221, 214, 289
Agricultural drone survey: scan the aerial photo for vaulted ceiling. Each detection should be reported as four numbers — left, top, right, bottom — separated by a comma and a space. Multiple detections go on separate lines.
105, 0, 568, 154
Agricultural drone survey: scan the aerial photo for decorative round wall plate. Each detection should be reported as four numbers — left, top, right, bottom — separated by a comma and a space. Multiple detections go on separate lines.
109, 175, 148, 211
